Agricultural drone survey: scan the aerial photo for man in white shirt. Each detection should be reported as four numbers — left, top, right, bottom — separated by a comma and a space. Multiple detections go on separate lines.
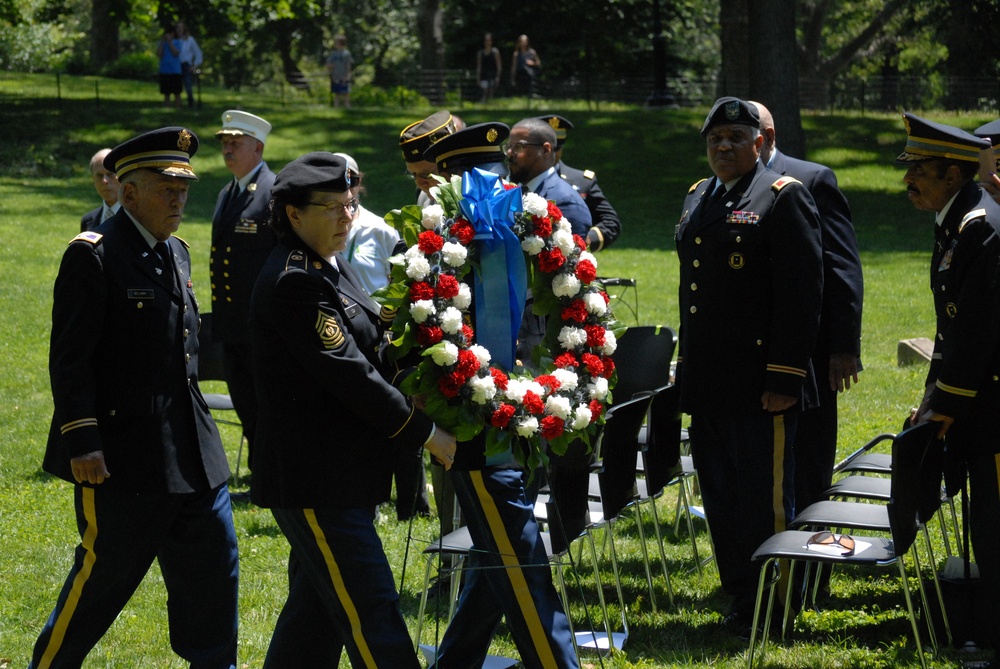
176, 20, 203, 108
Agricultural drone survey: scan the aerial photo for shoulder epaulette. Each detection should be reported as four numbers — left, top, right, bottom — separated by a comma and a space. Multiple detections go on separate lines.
173, 235, 190, 249
284, 249, 309, 272
688, 178, 708, 194
583, 169, 596, 180
771, 176, 802, 192
959, 208, 987, 233
70, 231, 103, 245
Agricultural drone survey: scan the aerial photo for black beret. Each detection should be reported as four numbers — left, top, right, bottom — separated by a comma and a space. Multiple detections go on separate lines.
399, 111, 457, 163
423, 122, 510, 174
104, 126, 199, 180
271, 152, 355, 197
701, 97, 760, 136
535, 114, 574, 149
896, 113, 991, 165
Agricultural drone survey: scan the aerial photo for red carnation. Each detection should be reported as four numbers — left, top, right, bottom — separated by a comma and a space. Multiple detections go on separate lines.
533, 216, 553, 238
490, 367, 509, 390
410, 281, 435, 301
456, 349, 480, 378
585, 324, 606, 348
588, 399, 604, 422
416, 325, 443, 346
600, 291, 610, 305
523, 390, 545, 415
561, 299, 588, 324
502, 182, 519, 191
436, 274, 460, 299
576, 259, 597, 284
540, 415, 565, 440
451, 219, 475, 245
574, 235, 587, 252
438, 371, 465, 398
553, 352, 579, 369
538, 248, 566, 273
535, 375, 562, 392
461, 324, 475, 345
601, 355, 616, 379
547, 201, 563, 220
417, 230, 445, 255
491, 403, 517, 428
581, 352, 605, 377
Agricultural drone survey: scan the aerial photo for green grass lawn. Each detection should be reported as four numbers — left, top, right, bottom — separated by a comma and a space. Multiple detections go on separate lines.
1, 75, 996, 667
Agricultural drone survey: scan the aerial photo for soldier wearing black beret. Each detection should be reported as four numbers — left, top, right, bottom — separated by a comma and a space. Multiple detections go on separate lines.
31, 126, 240, 668
902, 113, 1000, 649
675, 97, 824, 634
249, 152, 456, 668
537, 114, 623, 251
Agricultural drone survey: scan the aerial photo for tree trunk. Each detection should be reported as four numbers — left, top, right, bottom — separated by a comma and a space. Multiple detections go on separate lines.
416, 0, 445, 104
90, 0, 123, 69
748, 0, 805, 158
717, 0, 750, 98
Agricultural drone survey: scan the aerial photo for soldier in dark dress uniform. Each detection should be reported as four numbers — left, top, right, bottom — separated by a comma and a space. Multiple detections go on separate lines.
31, 127, 239, 669
536, 114, 623, 251
900, 113, 1000, 652
675, 97, 824, 633
210, 110, 277, 468
249, 152, 456, 668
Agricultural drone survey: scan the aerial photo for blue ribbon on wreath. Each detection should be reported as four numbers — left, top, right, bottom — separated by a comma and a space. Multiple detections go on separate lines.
459, 168, 527, 371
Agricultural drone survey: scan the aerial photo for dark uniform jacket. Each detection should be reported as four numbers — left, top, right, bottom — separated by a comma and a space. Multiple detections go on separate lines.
80, 206, 102, 233
556, 160, 622, 251
532, 167, 593, 237
769, 149, 863, 363
210, 162, 277, 344
926, 180, 1000, 460
44, 212, 230, 493
675, 160, 824, 415
250, 240, 433, 509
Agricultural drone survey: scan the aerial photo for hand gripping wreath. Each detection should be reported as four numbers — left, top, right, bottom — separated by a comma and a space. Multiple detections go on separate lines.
374, 168, 622, 470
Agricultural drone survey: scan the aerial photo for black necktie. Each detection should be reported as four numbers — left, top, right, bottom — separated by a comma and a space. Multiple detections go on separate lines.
706, 183, 727, 208
154, 241, 171, 269
223, 181, 238, 212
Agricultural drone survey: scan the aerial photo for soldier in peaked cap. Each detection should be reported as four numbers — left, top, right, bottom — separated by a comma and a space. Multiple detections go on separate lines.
31, 126, 240, 669
675, 97, 823, 634
974, 119, 1000, 204
423, 121, 510, 177
537, 113, 623, 251
210, 110, 277, 475
249, 152, 455, 669
399, 110, 457, 203
900, 113, 1000, 649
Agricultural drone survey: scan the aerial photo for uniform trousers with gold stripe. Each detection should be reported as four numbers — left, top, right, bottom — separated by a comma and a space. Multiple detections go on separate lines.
429, 467, 578, 669
689, 410, 797, 619
263, 507, 421, 669
30, 484, 238, 669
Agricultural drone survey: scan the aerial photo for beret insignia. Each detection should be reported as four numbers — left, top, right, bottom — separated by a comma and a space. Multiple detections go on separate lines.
316, 311, 345, 350
771, 176, 801, 192
725, 100, 741, 120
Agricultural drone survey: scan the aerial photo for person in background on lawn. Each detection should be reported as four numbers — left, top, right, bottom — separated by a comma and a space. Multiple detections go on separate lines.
156, 27, 182, 108
31, 126, 239, 669
175, 20, 203, 109
325, 34, 353, 109
80, 148, 120, 232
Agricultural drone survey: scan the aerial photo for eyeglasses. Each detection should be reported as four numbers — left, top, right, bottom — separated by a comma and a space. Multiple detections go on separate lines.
806, 530, 855, 556
306, 198, 359, 216
506, 141, 544, 154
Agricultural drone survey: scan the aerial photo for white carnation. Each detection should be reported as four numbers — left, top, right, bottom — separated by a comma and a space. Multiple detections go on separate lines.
553, 228, 576, 256
468, 374, 497, 405
584, 291, 608, 316
469, 345, 491, 367
557, 217, 572, 234
522, 192, 548, 217
558, 326, 588, 350
453, 283, 472, 310
439, 306, 464, 334
405, 255, 431, 281
571, 405, 593, 431
545, 395, 572, 420
552, 273, 582, 298
504, 378, 530, 403
429, 341, 459, 367
421, 204, 444, 230
551, 368, 579, 391
521, 236, 545, 256
441, 242, 468, 267
587, 376, 610, 401
601, 330, 618, 356
409, 299, 436, 323
515, 416, 539, 437
578, 251, 597, 267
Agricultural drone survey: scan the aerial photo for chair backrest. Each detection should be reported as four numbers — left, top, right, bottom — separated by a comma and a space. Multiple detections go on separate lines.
612, 325, 676, 404
197, 312, 228, 383
596, 394, 653, 519
641, 383, 682, 495
887, 421, 938, 554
